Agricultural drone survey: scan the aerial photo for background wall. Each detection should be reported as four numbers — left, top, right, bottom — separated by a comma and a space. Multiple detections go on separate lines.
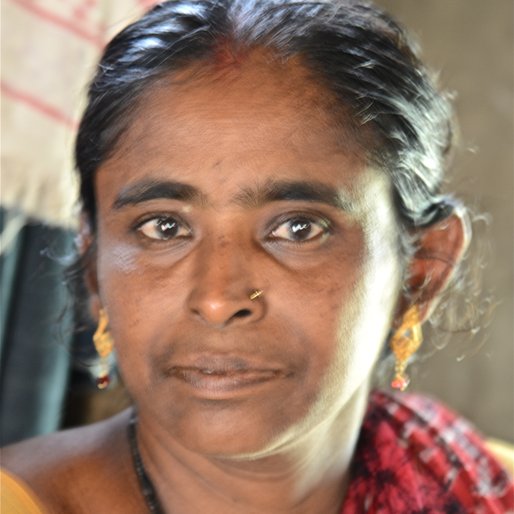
375, 0, 513, 442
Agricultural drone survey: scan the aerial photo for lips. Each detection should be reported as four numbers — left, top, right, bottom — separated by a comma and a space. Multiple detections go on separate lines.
163, 354, 289, 396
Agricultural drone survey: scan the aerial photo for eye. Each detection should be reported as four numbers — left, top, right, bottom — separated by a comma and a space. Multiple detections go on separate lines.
136, 216, 191, 241
270, 216, 330, 243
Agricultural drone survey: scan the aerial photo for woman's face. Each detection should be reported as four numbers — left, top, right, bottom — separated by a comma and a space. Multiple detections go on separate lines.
93, 56, 403, 458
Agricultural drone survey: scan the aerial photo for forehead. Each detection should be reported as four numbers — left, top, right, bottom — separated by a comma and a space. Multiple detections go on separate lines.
98, 50, 383, 206
115, 51, 363, 158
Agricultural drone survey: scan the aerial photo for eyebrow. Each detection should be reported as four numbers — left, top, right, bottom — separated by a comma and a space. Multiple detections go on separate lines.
235, 180, 355, 211
112, 178, 354, 212
112, 179, 204, 209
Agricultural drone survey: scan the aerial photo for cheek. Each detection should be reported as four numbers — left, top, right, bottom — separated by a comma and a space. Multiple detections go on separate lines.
306, 238, 401, 409
94, 240, 183, 370
97, 232, 188, 306
335, 239, 401, 391
97, 240, 141, 317
275, 255, 363, 381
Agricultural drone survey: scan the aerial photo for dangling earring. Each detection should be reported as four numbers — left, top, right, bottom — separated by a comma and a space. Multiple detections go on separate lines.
92, 308, 114, 389
390, 306, 423, 391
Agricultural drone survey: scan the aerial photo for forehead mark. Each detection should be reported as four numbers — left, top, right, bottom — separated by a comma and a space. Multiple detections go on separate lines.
107, 49, 375, 174
212, 36, 248, 68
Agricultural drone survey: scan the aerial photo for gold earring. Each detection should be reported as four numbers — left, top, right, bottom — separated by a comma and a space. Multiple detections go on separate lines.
249, 289, 264, 301
390, 306, 423, 391
93, 308, 114, 389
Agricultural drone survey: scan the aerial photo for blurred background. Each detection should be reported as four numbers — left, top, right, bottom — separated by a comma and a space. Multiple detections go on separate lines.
1, 0, 513, 445
376, 0, 514, 444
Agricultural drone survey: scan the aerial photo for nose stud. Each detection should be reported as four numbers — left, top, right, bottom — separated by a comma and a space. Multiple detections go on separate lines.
249, 289, 264, 301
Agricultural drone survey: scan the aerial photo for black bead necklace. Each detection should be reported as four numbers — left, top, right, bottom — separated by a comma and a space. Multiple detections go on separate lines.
128, 412, 166, 514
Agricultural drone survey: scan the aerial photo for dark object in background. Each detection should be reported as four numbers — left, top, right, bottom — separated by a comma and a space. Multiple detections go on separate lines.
0, 208, 73, 445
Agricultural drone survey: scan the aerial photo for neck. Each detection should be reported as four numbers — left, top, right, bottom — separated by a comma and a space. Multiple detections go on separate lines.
134, 385, 369, 514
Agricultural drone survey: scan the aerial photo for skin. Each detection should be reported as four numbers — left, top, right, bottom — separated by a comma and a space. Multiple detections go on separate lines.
2, 52, 467, 514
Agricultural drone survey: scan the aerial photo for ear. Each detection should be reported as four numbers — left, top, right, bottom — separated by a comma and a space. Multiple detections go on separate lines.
76, 213, 101, 319
402, 208, 470, 323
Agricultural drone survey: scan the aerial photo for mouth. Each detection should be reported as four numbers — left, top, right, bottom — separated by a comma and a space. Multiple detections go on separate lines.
164, 355, 289, 397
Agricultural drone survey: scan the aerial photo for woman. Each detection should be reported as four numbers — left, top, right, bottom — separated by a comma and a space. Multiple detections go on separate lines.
2, 0, 513, 512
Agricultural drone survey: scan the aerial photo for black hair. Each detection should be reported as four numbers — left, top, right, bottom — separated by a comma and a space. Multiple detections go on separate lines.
76, 0, 458, 235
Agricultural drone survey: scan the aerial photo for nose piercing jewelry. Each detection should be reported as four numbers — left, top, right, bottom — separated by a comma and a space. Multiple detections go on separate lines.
249, 289, 264, 301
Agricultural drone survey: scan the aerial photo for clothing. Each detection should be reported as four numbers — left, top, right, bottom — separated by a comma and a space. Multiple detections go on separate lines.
0, 469, 46, 514
1, 0, 157, 226
341, 391, 514, 513
486, 438, 514, 471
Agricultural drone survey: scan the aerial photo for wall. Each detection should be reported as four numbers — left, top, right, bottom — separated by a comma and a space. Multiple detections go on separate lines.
376, 0, 513, 442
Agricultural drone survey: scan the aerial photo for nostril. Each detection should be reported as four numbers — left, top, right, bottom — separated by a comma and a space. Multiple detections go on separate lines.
233, 309, 252, 319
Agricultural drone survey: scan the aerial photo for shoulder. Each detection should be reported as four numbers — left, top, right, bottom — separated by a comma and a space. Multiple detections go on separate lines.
1, 408, 131, 477
358, 390, 514, 511
1, 409, 139, 513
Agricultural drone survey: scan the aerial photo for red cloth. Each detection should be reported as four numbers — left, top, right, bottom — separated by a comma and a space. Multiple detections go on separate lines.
342, 391, 514, 513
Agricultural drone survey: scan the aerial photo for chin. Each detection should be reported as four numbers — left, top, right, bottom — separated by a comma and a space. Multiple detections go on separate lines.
158, 398, 308, 460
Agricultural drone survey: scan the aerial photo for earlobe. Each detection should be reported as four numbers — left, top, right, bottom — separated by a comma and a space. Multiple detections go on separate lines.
404, 209, 470, 323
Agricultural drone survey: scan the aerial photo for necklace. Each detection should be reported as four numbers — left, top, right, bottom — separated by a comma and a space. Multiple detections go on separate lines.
128, 412, 166, 514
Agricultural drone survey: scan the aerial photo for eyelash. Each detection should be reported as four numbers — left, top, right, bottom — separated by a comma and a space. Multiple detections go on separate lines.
134, 214, 192, 242
133, 212, 332, 245
266, 213, 332, 244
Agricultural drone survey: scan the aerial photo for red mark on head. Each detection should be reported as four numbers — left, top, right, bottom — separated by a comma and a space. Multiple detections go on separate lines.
212, 37, 247, 69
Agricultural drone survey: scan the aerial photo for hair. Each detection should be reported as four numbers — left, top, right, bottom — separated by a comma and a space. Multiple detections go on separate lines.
76, 0, 458, 238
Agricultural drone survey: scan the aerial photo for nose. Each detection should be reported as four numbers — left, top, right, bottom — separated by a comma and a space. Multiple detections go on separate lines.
186, 238, 266, 328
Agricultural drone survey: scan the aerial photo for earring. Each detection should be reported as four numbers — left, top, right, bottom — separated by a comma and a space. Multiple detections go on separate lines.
92, 308, 114, 389
390, 306, 423, 391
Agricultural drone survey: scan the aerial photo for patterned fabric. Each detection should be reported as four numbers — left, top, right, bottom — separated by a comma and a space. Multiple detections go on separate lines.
342, 391, 514, 513
1, 0, 158, 226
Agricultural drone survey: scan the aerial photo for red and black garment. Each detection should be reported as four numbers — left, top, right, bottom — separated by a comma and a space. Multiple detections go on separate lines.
341, 391, 514, 513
